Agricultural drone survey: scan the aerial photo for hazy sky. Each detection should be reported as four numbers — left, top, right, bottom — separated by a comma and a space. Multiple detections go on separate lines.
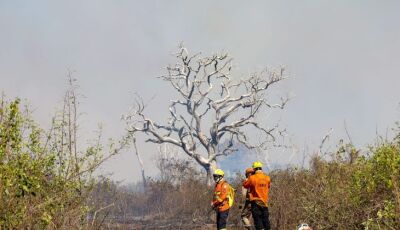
1, 1, 400, 183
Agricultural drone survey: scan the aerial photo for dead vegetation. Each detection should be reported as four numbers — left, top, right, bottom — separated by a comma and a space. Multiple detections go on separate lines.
91, 139, 400, 230
123, 45, 288, 185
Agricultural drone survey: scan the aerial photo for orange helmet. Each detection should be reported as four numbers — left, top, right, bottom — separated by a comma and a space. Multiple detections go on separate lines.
245, 168, 254, 174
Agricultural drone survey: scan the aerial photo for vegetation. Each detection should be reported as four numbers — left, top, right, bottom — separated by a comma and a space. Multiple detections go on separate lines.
1, 87, 399, 229
271, 141, 400, 229
0, 83, 124, 229
90, 140, 400, 229
0, 52, 399, 229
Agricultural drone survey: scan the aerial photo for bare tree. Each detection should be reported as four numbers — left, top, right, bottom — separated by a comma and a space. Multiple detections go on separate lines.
124, 45, 289, 185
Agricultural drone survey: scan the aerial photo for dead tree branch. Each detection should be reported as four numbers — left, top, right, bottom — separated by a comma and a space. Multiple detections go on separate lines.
123, 45, 289, 185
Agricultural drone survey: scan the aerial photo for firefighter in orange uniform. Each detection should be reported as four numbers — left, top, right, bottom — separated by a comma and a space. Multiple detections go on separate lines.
243, 161, 271, 230
211, 169, 230, 230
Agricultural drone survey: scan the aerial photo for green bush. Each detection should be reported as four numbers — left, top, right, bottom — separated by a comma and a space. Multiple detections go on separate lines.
269, 141, 400, 230
0, 94, 121, 229
352, 143, 400, 229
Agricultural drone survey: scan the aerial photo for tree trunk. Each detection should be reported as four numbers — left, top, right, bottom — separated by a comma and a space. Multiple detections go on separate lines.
205, 159, 217, 186
133, 138, 146, 189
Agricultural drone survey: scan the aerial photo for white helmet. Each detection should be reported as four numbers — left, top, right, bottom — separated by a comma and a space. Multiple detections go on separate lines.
297, 223, 312, 230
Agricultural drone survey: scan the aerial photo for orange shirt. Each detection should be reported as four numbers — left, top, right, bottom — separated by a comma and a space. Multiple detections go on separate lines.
242, 171, 271, 206
212, 179, 230, 212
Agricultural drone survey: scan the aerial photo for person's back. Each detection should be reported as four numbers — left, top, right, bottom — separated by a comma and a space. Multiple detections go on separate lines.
246, 171, 270, 206
242, 161, 271, 230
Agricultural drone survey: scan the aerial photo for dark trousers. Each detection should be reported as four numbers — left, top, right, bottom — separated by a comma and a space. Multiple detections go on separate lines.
216, 209, 229, 230
251, 202, 270, 230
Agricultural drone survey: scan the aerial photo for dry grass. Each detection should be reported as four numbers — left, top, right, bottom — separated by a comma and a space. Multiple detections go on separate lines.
91, 142, 400, 230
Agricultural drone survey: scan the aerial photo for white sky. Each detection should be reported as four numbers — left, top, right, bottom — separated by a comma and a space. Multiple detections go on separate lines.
1, 0, 400, 183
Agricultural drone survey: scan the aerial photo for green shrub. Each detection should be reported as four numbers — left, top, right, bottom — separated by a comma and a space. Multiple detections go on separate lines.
0, 94, 122, 229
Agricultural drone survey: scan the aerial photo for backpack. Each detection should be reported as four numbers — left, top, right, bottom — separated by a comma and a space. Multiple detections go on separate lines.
226, 182, 236, 208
